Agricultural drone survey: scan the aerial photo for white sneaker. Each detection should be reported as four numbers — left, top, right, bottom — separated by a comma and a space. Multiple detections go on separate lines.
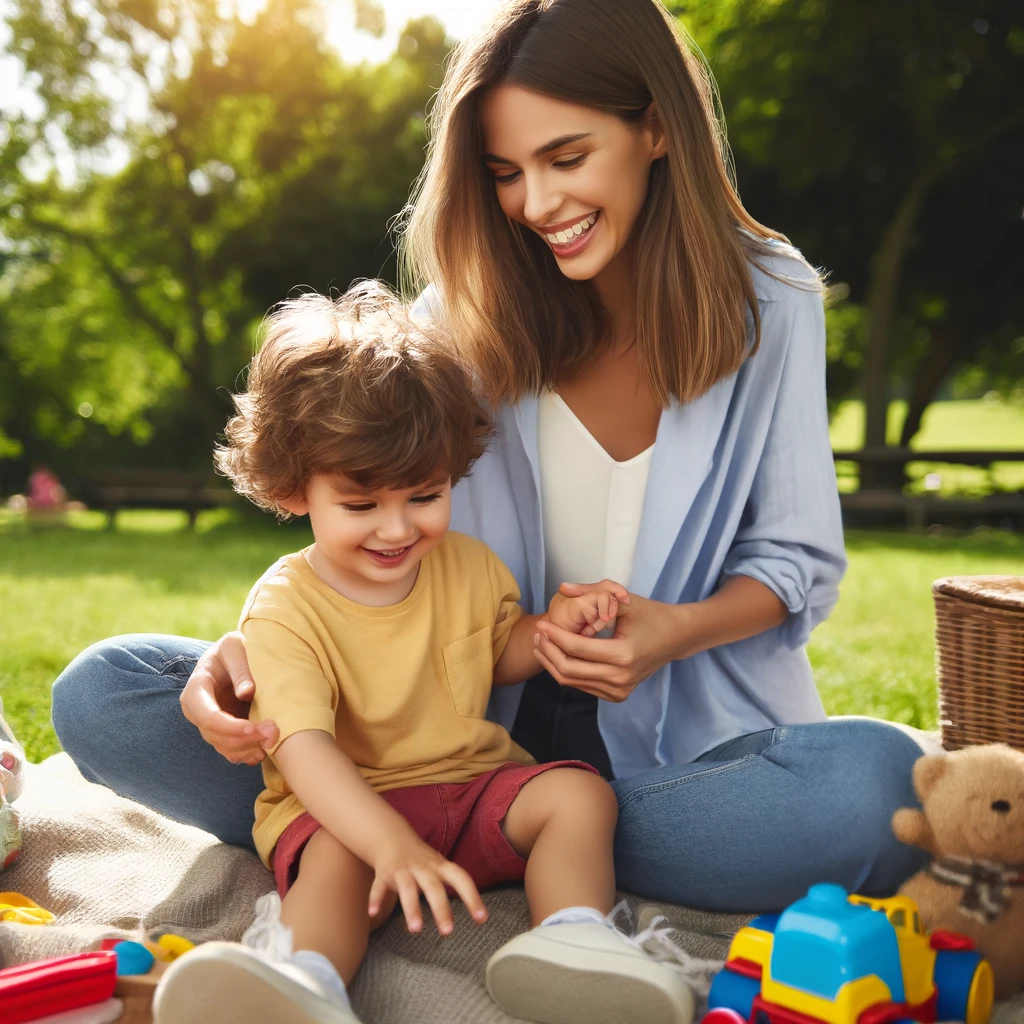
486, 918, 698, 1024
153, 894, 361, 1024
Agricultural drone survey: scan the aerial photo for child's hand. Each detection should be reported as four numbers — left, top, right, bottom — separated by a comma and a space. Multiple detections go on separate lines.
368, 826, 488, 936
547, 588, 624, 638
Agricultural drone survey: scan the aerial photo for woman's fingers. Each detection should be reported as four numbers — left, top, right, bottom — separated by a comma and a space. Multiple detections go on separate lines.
179, 634, 278, 763
256, 721, 280, 750
535, 632, 619, 682
216, 631, 256, 701
533, 648, 617, 701
537, 620, 630, 666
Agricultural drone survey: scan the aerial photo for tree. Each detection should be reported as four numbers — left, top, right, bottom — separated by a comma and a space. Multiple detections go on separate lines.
0, 0, 446, 468
679, 0, 1024, 467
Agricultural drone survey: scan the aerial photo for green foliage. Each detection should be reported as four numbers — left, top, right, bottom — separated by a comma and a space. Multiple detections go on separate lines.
0, 0, 447, 476
679, 0, 1024, 437
3, 0, 1022, 474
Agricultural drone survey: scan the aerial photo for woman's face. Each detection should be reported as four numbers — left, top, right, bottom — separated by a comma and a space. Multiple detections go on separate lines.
480, 85, 666, 283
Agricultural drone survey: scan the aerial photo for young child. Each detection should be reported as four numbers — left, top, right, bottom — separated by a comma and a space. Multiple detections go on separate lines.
153, 283, 697, 1024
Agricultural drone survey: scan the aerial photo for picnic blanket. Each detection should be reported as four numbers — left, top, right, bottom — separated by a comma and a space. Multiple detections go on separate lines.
1, 754, 1022, 1024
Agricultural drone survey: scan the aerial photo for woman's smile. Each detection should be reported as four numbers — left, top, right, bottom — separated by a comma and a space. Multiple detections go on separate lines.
541, 211, 601, 258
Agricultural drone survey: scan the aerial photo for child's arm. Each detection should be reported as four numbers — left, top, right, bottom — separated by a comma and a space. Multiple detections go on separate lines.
270, 729, 488, 934
492, 613, 545, 687
493, 582, 630, 686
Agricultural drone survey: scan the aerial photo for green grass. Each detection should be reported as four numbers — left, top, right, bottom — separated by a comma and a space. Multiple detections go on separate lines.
811, 528, 1024, 727
830, 399, 1024, 495
2, 508, 1022, 763
0, 508, 312, 762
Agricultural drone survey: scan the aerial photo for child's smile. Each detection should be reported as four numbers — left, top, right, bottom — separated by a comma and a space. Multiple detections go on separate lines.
361, 543, 415, 568
280, 473, 452, 607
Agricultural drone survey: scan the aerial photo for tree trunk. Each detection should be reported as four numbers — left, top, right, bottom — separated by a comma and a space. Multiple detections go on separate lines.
899, 323, 959, 448
860, 172, 936, 489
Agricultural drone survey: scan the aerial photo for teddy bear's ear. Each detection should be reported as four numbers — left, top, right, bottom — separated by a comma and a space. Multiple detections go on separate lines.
913, 754, 948, 799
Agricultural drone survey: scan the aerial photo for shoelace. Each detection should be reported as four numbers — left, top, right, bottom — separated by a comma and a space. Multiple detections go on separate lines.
242, 892, 295, 961
609, 901, 723, 1004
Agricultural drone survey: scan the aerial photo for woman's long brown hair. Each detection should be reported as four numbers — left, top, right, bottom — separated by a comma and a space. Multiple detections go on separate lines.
399, 0, 820, 407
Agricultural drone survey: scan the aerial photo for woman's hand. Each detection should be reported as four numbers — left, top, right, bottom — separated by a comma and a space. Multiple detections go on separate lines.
179, 631, 279, 766
533, 584, 694, 702
536, 576, 790, 701
368, 825, 488, 936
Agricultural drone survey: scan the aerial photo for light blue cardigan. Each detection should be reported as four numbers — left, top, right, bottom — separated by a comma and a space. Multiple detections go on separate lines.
414, 247, 846, 780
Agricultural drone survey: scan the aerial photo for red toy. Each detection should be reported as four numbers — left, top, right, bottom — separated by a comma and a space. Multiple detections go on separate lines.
0, 950, 117, 1024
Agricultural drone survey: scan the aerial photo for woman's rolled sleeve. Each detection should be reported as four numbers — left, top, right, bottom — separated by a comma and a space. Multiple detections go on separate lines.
722, 285, 846, 649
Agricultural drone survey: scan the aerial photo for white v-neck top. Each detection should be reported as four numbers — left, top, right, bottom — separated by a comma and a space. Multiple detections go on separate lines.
538, 390, 654, 601
413, 244, 845, 779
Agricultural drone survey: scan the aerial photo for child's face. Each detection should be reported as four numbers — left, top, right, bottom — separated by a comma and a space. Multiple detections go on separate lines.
281, 473, 452, 604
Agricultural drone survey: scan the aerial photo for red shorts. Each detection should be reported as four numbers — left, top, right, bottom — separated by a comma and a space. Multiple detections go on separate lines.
272, 760, 599, 896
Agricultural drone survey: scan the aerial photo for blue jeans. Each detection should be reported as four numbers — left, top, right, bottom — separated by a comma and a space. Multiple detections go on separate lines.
51, 635, 928, 913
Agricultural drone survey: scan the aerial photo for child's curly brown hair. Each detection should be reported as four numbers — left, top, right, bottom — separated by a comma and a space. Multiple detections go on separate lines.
215, 281, 493, 517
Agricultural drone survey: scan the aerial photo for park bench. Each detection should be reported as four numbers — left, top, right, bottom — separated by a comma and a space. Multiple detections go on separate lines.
832, 447, 1024, 529
81, 469, 235, 528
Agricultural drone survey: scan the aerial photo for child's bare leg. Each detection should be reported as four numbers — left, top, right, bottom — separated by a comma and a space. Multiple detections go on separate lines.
281, 827, 396, 985
501, 767, 618, 925
488, 770, 696, 1024
153, 826, 390, 1023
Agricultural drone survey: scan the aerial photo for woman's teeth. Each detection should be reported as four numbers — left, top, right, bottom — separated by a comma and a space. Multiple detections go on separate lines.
545, 213, 598, 245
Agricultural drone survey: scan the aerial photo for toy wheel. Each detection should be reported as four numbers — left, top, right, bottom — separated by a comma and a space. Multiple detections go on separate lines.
933, 950, 994, 1024
707, 967, 760, 1020
964, 961, 995, 1024
702, 1010, 748, 1024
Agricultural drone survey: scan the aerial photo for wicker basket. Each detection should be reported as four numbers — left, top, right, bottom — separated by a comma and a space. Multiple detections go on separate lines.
934, 575, 1024, 751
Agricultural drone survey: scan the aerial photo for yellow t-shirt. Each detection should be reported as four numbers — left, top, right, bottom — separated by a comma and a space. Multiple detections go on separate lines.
240, 531, 535, 867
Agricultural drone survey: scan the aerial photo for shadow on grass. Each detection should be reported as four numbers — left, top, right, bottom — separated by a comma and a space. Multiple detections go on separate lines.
844, 528, 1024, 561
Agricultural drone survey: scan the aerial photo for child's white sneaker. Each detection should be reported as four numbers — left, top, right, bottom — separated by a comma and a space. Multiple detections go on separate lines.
486, 908, 700, 1024
153, 894, 361, 1024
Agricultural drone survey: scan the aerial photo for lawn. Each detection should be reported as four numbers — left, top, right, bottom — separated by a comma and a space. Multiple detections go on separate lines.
830, 398, 1024, 495
2, 507, 1022, 763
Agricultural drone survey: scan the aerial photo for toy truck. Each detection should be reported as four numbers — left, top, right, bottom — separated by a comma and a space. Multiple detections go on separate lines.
703, 883, 993, 1024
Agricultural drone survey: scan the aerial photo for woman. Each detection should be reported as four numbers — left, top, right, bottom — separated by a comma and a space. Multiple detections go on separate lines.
52, 0, 926, 915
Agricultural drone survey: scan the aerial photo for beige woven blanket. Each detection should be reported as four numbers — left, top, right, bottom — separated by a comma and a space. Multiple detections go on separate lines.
1, 755, 1021, 1024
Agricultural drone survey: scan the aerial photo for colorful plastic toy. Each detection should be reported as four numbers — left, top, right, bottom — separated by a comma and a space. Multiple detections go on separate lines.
111, 940, 156, 976
0, 891, 56, 925
0, 695, 25, 871
703, 883, 994, 1024
153, 932, 195, 961
0, 950, 117, 1024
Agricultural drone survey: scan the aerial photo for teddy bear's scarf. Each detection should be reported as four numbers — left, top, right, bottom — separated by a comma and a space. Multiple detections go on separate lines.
927, 855, 1024, 923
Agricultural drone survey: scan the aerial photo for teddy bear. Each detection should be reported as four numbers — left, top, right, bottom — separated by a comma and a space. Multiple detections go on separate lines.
0, 695, 25, 871
892, 743, 1024, 1000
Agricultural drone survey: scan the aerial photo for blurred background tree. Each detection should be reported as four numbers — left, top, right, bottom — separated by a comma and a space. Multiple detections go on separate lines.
1, 0, 1022, 494
0, 0, 445, 488
677, 0, 1024, 477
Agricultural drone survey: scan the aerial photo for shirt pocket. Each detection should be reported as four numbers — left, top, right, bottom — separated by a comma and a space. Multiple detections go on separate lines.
442, 627, 493, 718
